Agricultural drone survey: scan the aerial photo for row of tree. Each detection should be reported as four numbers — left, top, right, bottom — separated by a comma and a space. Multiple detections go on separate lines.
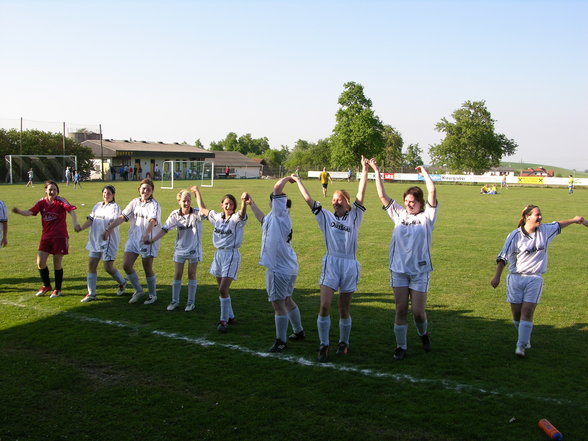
205, 81, 517, 174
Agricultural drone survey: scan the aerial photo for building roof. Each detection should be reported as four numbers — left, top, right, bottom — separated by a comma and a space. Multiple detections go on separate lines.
206, 150, 263, 167
82, 140, 214, 159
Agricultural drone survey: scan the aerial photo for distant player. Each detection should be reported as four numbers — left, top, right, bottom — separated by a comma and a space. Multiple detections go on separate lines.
319, 167, 332, 197
0, 200, 7, 248
75, 185, 127, 302
196, 191, 248, 332
246, 176, 305, 352
103, 178, 162, 305
368, 160, 438, 361
490, 205, 584, 357
73, 170, 82, 188
26, 168, 33, 187
145, 188, 206, 312
12, 180, 79, 298
293, 157, 368, 362
568, 175, 574, 194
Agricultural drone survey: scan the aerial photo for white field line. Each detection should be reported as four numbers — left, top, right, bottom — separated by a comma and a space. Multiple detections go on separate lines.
1, 300, 582, 409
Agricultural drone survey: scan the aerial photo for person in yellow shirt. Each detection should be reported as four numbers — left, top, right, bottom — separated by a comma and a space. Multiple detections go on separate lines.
319, 167, 332, 197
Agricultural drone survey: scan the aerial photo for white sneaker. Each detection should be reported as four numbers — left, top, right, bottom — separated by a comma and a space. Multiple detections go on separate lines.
144, 295, 157, 305
129, 291, 145, 304
81, 293, 96, 303
515, 345, 526, 358
116, 281, 127, 296
167, 302, 179, 311
184, 303, 195, 312
49, 290, 62, 298
525, 342, 532, 349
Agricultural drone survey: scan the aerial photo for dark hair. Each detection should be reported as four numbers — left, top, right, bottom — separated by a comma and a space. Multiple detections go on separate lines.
44, 180, 60, 194
139, 178, 154, 192
518, 204, 540, 227
103, 185, 116, 202
403, 186, 425, 212
269, 193, 292, 209
221, 194, 237, 208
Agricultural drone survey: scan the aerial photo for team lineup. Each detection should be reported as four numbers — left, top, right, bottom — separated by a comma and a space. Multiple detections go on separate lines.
3, 157, 588, 363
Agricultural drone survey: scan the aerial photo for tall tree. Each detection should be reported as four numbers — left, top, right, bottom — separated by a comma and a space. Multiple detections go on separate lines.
378, 125, 404, 171
331, 81, 384, 168
429, 100, 517, 173
284, 138, 332, 172
404, 143, 424, 169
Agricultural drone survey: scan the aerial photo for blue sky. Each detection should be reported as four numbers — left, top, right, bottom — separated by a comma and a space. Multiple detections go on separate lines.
2, 0, 587, 170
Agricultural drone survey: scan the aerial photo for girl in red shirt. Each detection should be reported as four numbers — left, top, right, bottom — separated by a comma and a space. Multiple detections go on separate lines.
13, 180, 79, 298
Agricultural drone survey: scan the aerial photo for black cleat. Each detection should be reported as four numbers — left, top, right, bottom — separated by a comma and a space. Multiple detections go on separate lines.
420, 333, 432, 352
336, 342, 349, 356
269, 339, 287, 353
318, 344, 329, 362
393, 347, 407, 361
288, 330, 305, 341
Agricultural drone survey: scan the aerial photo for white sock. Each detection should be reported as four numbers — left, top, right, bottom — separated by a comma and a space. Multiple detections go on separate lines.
111, 270, 125, 285
288, 305, 303, 334
517, 320, 533, 348
339, 317, 352, 344
87, 272, 97, 296
415, 320, 428, 336
275, 315, 289, 342
171, 280, 181, 303
146, 275, 157, 297
220, 297, 231, 322
187, 279, 197, 305
394, 324, 408, 349
127, 271, 143, 293
317, 315, 331, 346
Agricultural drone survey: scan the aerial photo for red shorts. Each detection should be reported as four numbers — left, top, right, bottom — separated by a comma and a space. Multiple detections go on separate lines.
39, 237, 69, 255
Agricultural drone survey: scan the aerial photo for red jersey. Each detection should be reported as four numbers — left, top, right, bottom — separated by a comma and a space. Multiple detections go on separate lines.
30, 196, 77, 239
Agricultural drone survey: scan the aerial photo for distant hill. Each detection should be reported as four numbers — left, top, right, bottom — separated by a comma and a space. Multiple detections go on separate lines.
500, 162, 588, 178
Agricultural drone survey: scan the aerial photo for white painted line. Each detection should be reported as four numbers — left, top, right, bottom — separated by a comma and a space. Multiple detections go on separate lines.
0, 300, 582, 409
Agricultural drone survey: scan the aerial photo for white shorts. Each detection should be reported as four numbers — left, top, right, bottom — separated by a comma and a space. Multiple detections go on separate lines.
88, 239, 119, 262
319, 254, 359, 293
173, 250, 202, 264
506, 274, 544, 304
124, 239, 160, 258
88, 250, 117, 262
210, 249, 240, 280
391, 271, 430, 293
266, 270, 296, 302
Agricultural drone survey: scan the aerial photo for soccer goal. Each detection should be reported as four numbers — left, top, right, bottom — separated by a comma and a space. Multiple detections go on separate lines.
4, 154, 78, 185
161, 160, 214, 189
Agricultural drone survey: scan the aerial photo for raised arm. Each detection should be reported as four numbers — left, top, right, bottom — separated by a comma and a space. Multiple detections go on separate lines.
246, 194, 265, 224
292, 173, 316, 209
367, 158, 392, 206
416, 166, 437, 207
355, 156, 369, 205
558, 215, 585, 229
239, 193, 248, 219
190, 185, 209, 217
273, 175, 295, 196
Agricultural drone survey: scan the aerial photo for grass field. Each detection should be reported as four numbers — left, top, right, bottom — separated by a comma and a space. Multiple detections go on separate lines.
1, 178, 587, 441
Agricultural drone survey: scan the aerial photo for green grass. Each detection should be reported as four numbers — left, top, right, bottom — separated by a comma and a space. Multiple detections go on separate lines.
1, 180, 587, 441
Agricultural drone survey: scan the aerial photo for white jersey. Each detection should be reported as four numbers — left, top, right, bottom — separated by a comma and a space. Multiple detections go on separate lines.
207, 210, 247, 249
259, 194, 298, 276
122, 197, 162, 255
0, 200, 7, 244
312, 201, 365, 259
162, 207, 205, 260
497, 222, 560, 275
386, 200, 438, 275
85, 201, 121, 255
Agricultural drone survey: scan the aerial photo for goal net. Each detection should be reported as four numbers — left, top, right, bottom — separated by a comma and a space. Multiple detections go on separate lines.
5, 154, 78, 185
161, 160, 214, 189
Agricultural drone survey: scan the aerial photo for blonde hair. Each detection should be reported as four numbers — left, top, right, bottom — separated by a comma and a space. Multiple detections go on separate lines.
333, 189, 351, 206
176, 189, 191, 201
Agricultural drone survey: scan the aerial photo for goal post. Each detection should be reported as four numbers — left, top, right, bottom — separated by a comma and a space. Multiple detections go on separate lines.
5, 154, 78, 185
161, 160, 214, 190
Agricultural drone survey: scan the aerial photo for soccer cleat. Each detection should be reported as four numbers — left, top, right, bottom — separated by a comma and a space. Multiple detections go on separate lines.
524, 342, 532, 349
116, 281, 127, 296
288, 330, 306, 341
144, 295, 157, 305
420, 333, 432, 352
128, 291, 145, 304
336, 342, 349, 356
269, 339, 287, 353
217, 320, 229, 333
184, 303, 195, 312
227, 317, 237, 325
318, 344, 329, 362
515, 345, 526, 358
49, 290, 61, 299
166, 302, 179, 311
81, 293, 96, 303
393, 347, 407, 361
35, 286, 52, 297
